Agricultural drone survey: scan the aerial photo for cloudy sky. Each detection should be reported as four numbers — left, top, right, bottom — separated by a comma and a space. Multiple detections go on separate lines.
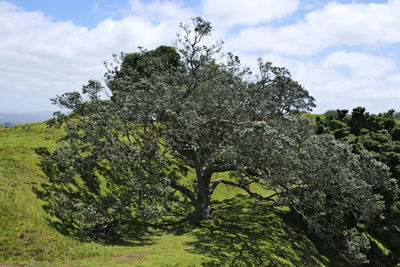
1, 0, 399, 113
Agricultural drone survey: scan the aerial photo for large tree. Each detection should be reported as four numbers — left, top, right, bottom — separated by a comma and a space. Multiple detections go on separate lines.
36, 18, 397, 264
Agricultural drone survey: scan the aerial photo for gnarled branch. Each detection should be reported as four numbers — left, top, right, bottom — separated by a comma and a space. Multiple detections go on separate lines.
210, 178, 282, 202
166, 180, 196, 205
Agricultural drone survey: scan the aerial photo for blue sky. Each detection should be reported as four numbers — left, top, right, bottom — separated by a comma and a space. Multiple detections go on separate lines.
7, 0, 130, 28
1, 0, 399, 113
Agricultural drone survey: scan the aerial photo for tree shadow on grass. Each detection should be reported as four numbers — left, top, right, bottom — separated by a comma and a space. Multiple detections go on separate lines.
366, 216, 400, 266
185, 195, 349, 266
279, 209, 351, 267
35, 186, 194, 247
44, 216, 157, 247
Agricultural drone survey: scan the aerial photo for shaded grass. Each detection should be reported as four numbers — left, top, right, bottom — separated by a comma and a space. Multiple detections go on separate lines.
1, 122, 351, 266
188, 196, 329, 266
0, 123, 204, 266
186, 196, 351, 267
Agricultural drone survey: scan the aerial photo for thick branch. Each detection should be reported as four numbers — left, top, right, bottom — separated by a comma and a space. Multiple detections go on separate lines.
166, 180, 196, 205
192, 149, 203, 179
210, 178, 281, 201
209, 164, 238, 174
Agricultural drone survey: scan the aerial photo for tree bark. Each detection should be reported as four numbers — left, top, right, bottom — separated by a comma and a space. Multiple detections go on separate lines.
187, 172, 213, 222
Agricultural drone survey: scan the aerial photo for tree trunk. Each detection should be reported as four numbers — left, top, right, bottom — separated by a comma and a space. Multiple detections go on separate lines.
187, 173, 213, 223
188, 193, 212, 222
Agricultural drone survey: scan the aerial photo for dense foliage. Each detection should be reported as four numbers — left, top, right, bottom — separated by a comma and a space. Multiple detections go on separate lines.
35, 18, 398, 265
317, 107, 400, 183
316, 108, 400, 264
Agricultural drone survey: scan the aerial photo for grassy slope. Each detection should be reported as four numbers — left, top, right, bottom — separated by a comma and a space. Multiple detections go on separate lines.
0, 122, 349, 266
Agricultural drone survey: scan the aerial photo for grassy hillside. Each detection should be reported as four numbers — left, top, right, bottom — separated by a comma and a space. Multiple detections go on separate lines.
1, 122, 351, 266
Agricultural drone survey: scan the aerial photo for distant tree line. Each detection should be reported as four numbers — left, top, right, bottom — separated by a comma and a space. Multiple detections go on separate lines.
0, 122, 16, 127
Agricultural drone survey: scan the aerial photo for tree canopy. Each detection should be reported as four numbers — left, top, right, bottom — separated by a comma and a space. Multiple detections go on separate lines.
35, 17, 398, 265
317, 107, 400, 183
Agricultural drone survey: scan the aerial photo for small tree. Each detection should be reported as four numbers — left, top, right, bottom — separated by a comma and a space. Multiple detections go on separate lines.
36, 18, 397, 264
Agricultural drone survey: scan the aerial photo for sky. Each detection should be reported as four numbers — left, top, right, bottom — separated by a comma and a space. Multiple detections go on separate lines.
0, 0, 399, 114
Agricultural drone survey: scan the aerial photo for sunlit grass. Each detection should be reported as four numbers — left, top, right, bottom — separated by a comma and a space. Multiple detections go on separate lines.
0, 122, 350, 266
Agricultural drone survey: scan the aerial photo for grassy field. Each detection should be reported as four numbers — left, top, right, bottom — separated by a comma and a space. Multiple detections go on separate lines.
0, 122, 355, 266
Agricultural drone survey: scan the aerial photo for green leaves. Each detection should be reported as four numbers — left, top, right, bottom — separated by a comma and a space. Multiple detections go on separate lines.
317, 107, 400, 182
36, 17, 399, 264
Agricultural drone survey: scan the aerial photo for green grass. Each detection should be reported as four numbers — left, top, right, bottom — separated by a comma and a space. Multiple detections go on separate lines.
301, 112, 323, 122
0, 122, 350, 266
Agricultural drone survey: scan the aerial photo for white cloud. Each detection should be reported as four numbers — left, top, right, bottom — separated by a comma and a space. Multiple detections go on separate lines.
201, 0, 299, 27
0, 1, 184, 112
229, 0, 400, 55
280, 51, 400, 113
322, 51, 397, 78
129, 0, 194, 22
207, 49, 400, 113
0, 0, 399, 114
